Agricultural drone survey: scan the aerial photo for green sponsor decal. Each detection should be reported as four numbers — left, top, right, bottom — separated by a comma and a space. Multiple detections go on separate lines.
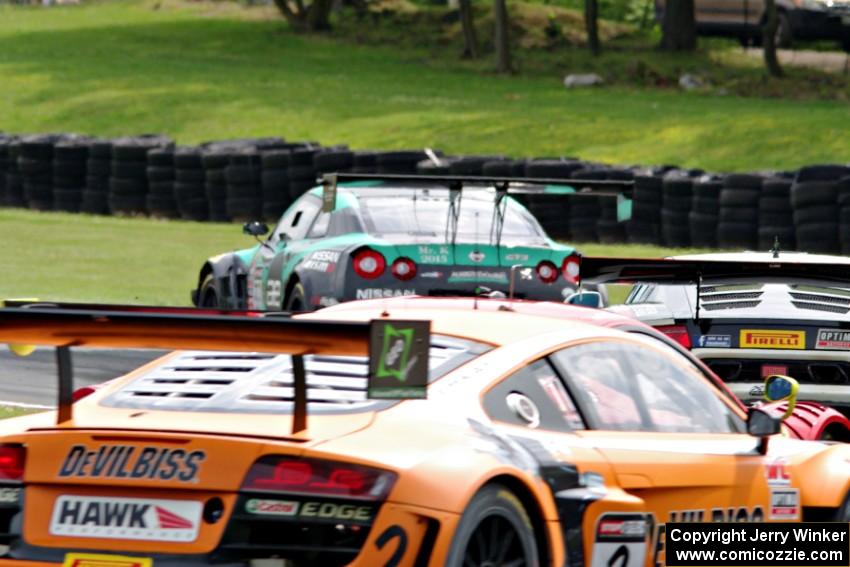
368, 320, 430, 399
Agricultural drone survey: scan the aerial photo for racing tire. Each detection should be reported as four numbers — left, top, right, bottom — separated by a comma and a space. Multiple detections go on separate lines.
197, 274, 221, 308
719, 207, 760, 223
285, 282, 308, 312
175, 168, 206, 184
444, 484, 539, 567
761, 177, 793, 197
147, 166, 175, 183
719, 189, 761, 207
206, 181, 228, 201
111, 160, 148, 179
88, 140, 113, 160
314, 150, 355, 173
759, 196, 792, 213
261, 150, 291, 169
796, 165, 850, 183
147, 148, 175, 167
353, 151, 379, 170
795, 223, 839, 254
717, 221, 757, 249
86, 159, 111, 177
724, 174, 764, 190
174, 149, 203, 170
791, 181, 839, 209
524, 159, 583, 180
793, 205, 837, 225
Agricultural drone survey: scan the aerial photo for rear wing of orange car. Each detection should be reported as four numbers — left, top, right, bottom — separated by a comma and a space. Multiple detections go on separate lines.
0, 305, 430, 431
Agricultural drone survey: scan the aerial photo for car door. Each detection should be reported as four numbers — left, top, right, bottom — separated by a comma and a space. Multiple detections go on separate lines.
548, 338, 785, 564
246, 195, 321, 309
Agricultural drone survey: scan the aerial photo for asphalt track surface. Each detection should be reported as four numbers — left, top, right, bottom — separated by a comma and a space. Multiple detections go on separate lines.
0, 346, 164, 407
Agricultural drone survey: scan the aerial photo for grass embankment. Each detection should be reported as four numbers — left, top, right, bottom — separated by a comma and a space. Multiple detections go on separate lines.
0, 0, 847, 171
0, 209, 708, 305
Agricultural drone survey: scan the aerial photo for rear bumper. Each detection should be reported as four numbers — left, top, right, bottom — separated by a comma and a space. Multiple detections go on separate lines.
0, 502, 460, 567
339, 264, 575, 305
695, 347, 850, 414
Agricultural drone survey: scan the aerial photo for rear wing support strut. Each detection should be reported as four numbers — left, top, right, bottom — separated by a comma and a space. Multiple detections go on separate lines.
292, 354, 307, 434
56, 345, 73, 424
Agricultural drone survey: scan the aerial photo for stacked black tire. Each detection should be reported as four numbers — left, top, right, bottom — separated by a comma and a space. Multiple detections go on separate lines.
758, 176, 795, 251
523, 159, 584, 240
0, 135, 23, 208
840, 176, 850, 255
82, 140, 112, 214
314, 148, 355, 178
717, 174, 763, 249
287, 147, 320, 202
661, 173, 694, 247
416, 157, 456, 175
225, 148, 263, 221
377, 151, 428, 174
594, 169, 634, 244
260, 149, 293, 222
628, 174, 663, 244
19, 134, 60, 211
171, 147, 207, 221
791, 165, 850, 254
689, 175, 723, 248
52, 137, 91, 213
203, 149, 232, 222
110, 136, 172, 215
568, 168, 608, 243
351, 151, 380, 173
146, 147, 178, 219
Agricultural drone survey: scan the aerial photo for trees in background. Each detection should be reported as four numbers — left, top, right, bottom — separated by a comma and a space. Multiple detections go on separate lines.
585, 0, 600, 55
459, 0, 481, 58
763, 0, 784, 77
494, 0, 513, 71
272, 0, 334, 31
661, 0, 697, 50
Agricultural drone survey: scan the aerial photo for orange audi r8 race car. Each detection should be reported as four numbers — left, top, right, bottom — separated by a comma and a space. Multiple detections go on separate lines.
0, 299, 850, 567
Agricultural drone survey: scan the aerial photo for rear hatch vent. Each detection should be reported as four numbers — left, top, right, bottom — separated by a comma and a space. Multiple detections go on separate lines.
101, 337, 479, 414
699, 284, 764, 312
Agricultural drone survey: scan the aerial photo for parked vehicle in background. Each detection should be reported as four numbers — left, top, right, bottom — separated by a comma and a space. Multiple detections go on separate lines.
656, 0, 850, 48
582, 253, 850, 436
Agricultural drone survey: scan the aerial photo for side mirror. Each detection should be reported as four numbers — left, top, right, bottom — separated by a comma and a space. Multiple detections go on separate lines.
242, 221, 269, 237
567, 291, 603, 308
748, 375, 799, 455
764, 374, 798, 420
748, 407, 783, 453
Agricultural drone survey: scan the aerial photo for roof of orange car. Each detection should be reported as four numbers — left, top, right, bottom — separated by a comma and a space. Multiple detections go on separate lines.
304, 296, 637, 345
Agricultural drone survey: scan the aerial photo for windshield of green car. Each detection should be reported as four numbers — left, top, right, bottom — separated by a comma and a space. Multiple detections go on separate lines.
358, 193, 544, 239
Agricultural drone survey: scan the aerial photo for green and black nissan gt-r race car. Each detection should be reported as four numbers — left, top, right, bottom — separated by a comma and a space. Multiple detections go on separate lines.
191, 173, 630, 311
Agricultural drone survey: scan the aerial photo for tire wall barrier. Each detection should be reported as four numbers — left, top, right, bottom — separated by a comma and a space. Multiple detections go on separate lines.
1, 132, 850, 251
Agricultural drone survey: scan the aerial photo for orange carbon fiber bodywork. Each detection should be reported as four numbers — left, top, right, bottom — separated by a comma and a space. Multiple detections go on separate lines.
1, 298, 850, 567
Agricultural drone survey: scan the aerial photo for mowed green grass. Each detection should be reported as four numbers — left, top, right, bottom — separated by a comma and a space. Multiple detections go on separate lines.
0, 209, 709, 305
0, 1, 848, 171
0, 209, 247, 304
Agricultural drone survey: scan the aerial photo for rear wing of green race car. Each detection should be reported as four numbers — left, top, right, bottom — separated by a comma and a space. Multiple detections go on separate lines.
321, 173, 634, 247
0, 304, 430, 431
